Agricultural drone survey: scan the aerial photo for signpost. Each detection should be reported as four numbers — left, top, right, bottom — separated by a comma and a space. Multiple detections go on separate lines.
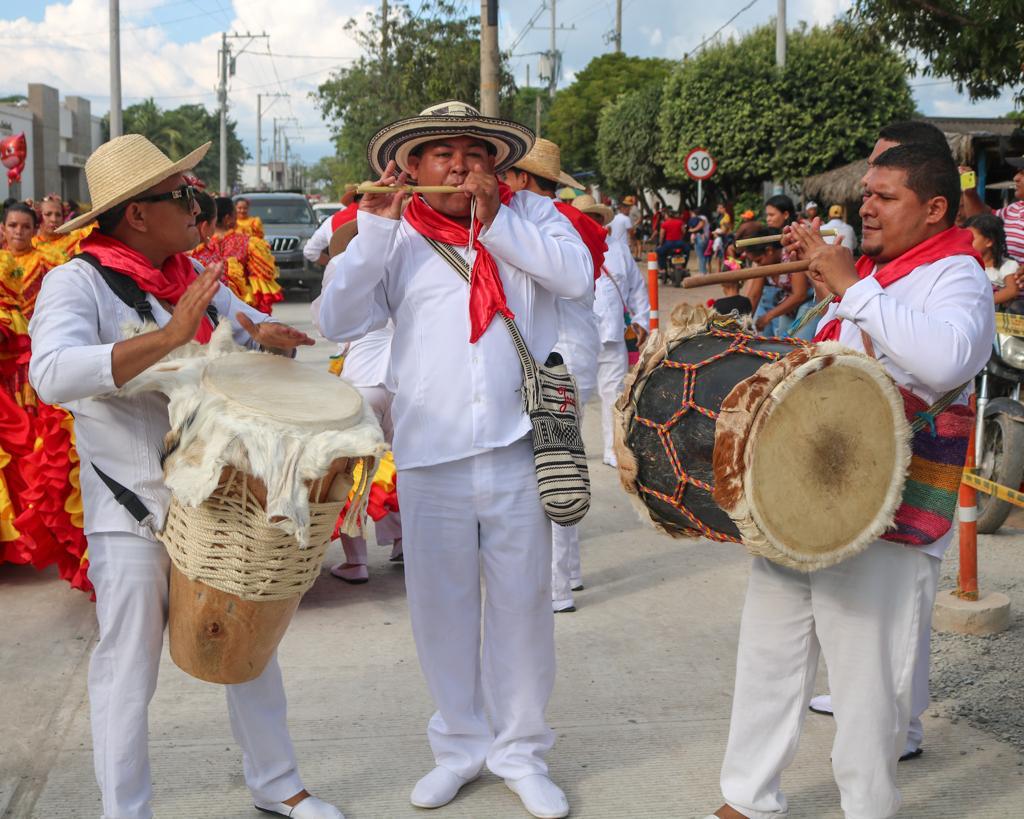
684, 146, 716, 207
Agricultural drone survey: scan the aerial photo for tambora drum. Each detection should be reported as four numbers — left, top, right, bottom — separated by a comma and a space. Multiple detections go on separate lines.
614, 305, 911, 571
121, 323, 387, 682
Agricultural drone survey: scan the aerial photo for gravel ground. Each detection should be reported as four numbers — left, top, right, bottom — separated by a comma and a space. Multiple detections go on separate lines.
930, 508, 1024, 748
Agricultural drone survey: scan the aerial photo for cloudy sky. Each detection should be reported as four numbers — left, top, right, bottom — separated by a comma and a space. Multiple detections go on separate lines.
2, 0, 1019, 167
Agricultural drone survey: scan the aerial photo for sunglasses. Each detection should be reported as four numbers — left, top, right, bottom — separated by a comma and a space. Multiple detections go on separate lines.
133, 184, 198, 211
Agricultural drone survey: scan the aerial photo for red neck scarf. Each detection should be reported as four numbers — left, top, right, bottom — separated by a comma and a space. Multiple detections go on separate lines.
80, 232, 213, 343
403, 182, 516, 343
814, 226, 982, 342
331, 202, 359, 231
555, 200, 606, 281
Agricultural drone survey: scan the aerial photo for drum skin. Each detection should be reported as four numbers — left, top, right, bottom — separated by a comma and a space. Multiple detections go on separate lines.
625, 327, 803, 540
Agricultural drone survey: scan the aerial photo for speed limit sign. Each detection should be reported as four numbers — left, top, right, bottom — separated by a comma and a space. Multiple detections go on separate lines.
685, 147, 717, 181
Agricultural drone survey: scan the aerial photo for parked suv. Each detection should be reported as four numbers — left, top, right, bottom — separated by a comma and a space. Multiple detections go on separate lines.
235, 192, 320, 296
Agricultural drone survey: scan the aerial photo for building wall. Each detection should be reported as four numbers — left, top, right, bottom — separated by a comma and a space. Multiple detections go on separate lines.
0, 104, 36, 202
28, 83, 61, 198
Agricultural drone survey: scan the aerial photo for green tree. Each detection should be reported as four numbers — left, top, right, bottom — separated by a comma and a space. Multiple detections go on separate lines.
503, 86, 552, 137
546, 53, 671, 180
596, 83, 668, 200
852, 0, 1024, 103
658, 22, 915, 199
313, 0, 516, 184
307, 155, 350, 199
103, 99, 248, 190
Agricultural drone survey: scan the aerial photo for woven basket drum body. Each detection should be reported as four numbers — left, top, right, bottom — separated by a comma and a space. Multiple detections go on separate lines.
617, 313, 910, 571
149, 348, 383, 684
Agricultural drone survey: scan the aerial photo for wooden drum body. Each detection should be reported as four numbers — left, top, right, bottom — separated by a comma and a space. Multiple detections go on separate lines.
615, 305, 911, 571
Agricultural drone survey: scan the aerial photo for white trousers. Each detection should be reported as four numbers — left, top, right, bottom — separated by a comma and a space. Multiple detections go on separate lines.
398, 439, 556, 781
551, 400, 588, 609
720, 542, 940, 819
341, 384, 402, 564
87, 533, 304, 819
597, 340, 628, 460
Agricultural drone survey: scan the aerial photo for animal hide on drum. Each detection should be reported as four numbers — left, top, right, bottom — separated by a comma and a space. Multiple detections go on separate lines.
114, 321, 388, 546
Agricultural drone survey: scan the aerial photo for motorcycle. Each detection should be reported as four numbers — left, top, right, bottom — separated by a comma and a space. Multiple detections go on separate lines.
667, 246, 690, 287
973, 320, 1024, 533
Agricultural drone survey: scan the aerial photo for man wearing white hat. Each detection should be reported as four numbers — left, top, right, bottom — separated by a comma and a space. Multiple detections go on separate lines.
28, 135, 342, 819
317, 101, 591, 819
501, 137, 604, 614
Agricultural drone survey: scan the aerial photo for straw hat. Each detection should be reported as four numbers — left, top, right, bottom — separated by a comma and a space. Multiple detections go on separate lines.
367, 100, 534, 176
828, 204, 843, 219
328, 220, 359, 258
59, 134, 210, 233
572, 193, 613, 226
510, 137, 583, 189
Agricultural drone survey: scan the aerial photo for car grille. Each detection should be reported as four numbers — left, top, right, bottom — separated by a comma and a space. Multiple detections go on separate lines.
269, 236, 300, 252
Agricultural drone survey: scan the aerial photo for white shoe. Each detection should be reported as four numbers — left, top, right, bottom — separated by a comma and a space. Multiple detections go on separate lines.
255, 795, 345, 819
330, 563, 369, 584
602, 453, 618, 468
808, 694, 834, 715
410, 766, 475, 809
505, 774, 569, 819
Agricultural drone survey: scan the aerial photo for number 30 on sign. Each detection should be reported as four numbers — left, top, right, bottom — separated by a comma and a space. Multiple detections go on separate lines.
685, 147, 716, 181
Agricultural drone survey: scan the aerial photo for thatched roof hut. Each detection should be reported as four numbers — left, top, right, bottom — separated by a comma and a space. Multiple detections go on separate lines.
803, 117, 1024, 209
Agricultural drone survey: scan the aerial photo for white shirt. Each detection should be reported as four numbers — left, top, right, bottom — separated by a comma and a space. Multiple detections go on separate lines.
595, 242, 650, 344
317, 190, 591, 470
28, 256, 271, 538
986, 257, 1019, 288
816, 253, 994, 559
824, 217, 858, 251
303, 216, 335, 263
554, 286, 599, 395
609, 212, 632, 248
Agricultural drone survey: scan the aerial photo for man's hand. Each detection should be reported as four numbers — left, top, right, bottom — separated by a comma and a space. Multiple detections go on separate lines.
781, 216, 823, 261
236, 313, 315, 353
789, 222, 859, 297
461, 171, 501, 226
755, 313, 770, 332
358, 160, 409, 220
162, 262, 223, 347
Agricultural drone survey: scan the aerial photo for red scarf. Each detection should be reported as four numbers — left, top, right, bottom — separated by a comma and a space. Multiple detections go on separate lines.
80, 232, 213, 343
814, 226, 982, 342
403, 182, 516, 343
331, 202, 359, 231
555, 200, 606, 280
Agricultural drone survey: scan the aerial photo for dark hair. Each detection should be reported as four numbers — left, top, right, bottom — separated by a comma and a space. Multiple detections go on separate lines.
878, 120, 950, 156
3, 202, 38, 228
195, 191, 217, 226
510, 167, 559, 194
872, 142, 961, 227
963, 213, 1008, 268
764, 194, 796, 224
235, 196, 249, 204
215, 196, 235, 226
97, 203, 128, 234
748, 226, 783, 252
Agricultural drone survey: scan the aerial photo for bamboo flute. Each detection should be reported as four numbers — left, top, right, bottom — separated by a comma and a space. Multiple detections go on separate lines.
682, 260, 811, 289
349, 183, 463, 194
735, 229, 836, 248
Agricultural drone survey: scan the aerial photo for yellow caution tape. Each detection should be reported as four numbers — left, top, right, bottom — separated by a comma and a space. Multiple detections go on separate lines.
994, 312, 1024, 337
962, 468, 1024, 508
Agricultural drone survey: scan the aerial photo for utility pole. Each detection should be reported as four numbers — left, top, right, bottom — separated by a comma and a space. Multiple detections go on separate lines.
549, 0, 556, 98
218, 31, 269, 193
256, 92, 288, 190
381, 0, 389, 64
536, 0, 573, 98
535, 95, 542, 137
776, 0, 786, 69
109, 0, 122, 137
480, 0, 500, 116
614, 0, 622, 52
272, 117, 297, 190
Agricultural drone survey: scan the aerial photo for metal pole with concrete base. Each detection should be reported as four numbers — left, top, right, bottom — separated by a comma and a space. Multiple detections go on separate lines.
648, 252, 659, 331
933, 420, 1011, 636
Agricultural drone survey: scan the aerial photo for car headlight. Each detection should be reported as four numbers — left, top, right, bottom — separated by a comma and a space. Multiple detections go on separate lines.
999, 334, 1024, 369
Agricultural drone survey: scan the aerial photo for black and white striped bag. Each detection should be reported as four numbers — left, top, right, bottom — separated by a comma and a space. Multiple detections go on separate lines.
426, 238, 591, 526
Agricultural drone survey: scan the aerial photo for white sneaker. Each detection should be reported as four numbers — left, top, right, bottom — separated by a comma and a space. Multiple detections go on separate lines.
808, 694, 834, 715
602, 453, 618, 468
505, 774, 569, 818
255, 795, 345, 819
410, 766, 475, 809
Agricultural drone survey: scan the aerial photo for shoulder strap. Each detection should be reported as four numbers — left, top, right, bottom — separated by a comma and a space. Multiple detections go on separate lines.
422, 237, 539, 387
78, 251, 219, 326
601, 265, 628, 310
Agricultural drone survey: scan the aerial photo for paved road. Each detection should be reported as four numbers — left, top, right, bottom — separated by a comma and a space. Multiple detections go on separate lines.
2, 284, 1023, 818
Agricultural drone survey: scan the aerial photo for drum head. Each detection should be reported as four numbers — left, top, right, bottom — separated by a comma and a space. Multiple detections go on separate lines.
203, 351, 363, 431
723, 348, 910, 568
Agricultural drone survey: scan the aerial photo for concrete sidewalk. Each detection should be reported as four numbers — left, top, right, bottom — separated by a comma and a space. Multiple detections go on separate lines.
3, 299, 1023, 818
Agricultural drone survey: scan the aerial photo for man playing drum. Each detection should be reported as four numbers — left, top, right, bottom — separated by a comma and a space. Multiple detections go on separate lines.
28, 135, 344, 819
317, 101, 591, 818
705, 141, 993, 819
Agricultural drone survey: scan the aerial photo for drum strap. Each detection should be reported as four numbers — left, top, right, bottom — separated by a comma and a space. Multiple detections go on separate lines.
77, 252, 219, 327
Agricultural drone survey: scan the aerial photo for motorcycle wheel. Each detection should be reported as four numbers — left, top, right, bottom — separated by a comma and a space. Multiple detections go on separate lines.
670, 262, 683, 287
976, 409, 1024, 534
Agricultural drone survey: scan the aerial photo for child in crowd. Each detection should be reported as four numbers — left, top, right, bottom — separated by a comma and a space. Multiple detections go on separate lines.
964, 213, 1021, 306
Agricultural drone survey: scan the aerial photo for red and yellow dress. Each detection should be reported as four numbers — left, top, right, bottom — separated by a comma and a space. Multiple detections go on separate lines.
191, 230, 282, 314
33, 223, 96, 260
0, 247, 90, 593
235, 215, 265, 239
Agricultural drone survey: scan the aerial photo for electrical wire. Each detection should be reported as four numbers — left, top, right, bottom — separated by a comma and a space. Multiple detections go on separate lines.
686, 0, 761, 59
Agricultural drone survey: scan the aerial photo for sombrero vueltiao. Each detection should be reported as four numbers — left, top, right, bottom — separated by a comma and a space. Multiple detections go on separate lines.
367, 100, 535, 176
509, 137, 584, 189
59, 134, 211, 233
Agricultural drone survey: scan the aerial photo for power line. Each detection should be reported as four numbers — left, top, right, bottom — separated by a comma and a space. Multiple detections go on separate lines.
687, 0, 761, 59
